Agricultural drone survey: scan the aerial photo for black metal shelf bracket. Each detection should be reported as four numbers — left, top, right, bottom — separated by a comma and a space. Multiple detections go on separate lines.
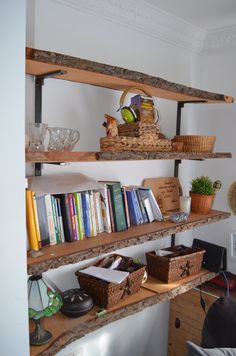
171, 100, 206, 246
171, 101, 185, 247
34, 70, 65, 176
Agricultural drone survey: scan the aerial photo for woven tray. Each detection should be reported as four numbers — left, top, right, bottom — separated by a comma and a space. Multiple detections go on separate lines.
173, 135, 216, 153
75, 254, 146, 308
146, 245, 205, 283
118, 122, 160, 137
100, 136, 172, 152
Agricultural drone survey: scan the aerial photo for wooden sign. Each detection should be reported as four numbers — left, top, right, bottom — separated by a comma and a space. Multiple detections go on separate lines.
143, 177, 182, 212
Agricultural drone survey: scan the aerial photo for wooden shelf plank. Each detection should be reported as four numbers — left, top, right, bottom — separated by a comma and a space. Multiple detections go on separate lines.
26, 151, 232, 163
97, 151, 232, 161
27, 210, 230, 275
26, 151, 98, 162
30, 269, 216, 356
26, 48, 234, 104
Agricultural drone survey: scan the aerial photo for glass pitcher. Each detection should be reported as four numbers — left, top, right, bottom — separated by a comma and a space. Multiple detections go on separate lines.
47, 127, 80, 151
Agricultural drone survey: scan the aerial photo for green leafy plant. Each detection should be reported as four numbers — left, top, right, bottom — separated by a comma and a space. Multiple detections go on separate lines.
190, 176, 222, 196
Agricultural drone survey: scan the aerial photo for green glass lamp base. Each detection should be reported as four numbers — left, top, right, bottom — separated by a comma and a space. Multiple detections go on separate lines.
30, 318, 52, 346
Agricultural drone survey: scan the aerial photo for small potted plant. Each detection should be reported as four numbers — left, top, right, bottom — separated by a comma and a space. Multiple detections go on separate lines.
190, 176, 222, 214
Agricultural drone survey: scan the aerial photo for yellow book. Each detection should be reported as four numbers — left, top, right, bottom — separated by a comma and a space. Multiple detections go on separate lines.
31, 191, 42, 249
26, 189, 39, 251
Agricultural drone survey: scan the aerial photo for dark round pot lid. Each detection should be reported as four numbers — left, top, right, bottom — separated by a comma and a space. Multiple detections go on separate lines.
60, 288, 94, 318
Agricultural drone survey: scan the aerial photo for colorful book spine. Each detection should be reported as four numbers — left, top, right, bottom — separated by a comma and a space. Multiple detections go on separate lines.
35, 195, 50, 247
125, 188, 143, 225
44, 194, 57, 245
142, 197, 154, 222
122, 186, 130, 228
56, 197, 65, 243
106, 188, 115, 232
73, 192, 85, 240
107, 182, 127, 232
89, 191, 97, 237
54, 194, 73, 242
81, 192, 92, 237
99, 187, 111, 233
68, 193, 78, 240
25, 189, 39, 251
136, 188, 148, 223
138, 187, 163, 221
31, 190, 42, 249
93, 191, 104, 234
51, 195, 61, 244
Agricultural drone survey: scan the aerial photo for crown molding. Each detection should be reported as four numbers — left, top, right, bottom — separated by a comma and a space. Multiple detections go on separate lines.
203, 25, 236, 52
53, 0, 205, 53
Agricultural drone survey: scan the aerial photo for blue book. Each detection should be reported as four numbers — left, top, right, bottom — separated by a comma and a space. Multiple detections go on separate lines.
81, 192, 92, 237
125, 188, 144, 225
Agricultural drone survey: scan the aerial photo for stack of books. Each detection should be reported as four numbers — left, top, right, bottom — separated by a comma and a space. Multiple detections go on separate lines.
26, 182, 163, 252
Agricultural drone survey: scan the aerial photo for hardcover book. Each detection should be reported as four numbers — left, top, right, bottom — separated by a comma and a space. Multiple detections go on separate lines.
54, 194, 73, 242
35, 195, 50, 247
44, 194, 57, 245
73, 192, 85, 240
68, 193, 78, 241
97, 187, 111, 233
101, 182, 127, 232
26, 189, 40, 251
138, 187, 163, 221
125, 187, 144, 225
93, 191, 104, 234
81, 191, 92, 237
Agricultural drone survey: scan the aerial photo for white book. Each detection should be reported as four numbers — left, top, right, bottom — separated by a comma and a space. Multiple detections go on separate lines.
80, 266, 129, 284
93, 191, 104, 234
139, 187, 163, 221
98, 187, 111, 233
143, 197, 154, 222
44, 194, 57, 245
89, 191, 97, 237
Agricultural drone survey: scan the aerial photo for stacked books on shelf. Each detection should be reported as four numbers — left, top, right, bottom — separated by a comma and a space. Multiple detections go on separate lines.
26, 182, 163, 252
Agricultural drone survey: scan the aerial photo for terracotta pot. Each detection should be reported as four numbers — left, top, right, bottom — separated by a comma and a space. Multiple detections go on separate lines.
190, 192, 215, 214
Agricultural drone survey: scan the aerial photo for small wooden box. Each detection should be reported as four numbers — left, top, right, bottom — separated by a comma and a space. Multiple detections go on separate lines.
131, 94, 155, 123
146, 245, 205, 283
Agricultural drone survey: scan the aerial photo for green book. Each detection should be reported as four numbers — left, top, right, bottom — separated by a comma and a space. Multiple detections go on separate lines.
105, 182, 127, 232
73, 192, 85, 240
51, 195, 61, 243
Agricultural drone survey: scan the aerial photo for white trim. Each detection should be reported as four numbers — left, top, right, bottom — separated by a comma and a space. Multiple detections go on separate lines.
204, 25, 236, 52
51, 0, 236, 53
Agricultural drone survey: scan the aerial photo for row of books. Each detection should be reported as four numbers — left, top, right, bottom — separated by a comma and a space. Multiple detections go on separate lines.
26, 182, 163, 251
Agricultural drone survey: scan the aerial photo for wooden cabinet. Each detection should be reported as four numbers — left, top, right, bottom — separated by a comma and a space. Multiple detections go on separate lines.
168, 288, 217, 356
25, 47, 233, 355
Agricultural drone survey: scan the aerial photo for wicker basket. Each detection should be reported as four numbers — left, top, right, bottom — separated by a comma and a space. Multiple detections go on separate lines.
118, 122, 160, 137
100, 136, 172, 152
173, 135, 216, 153
146, 245, 205, 283
75, 254, 146, 309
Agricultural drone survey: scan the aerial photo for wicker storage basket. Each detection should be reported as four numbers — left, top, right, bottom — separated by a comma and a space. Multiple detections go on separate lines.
146, 245, 205, 283
100, 136, 171, 152
118, 122, 160, 137
173, 135, 216, 153
75, 254, 146, 309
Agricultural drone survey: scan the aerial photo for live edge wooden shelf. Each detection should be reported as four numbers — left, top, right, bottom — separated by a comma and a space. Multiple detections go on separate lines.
27, 210, 230, 275
26, 47, 234, 104
26, 151, 232, 163
30, 269, 216, 356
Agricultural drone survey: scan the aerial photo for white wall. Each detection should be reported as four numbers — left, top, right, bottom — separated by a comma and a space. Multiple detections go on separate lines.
0, 1, 29, 356
25, 1, 217, 355
191, 47, 236, 272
